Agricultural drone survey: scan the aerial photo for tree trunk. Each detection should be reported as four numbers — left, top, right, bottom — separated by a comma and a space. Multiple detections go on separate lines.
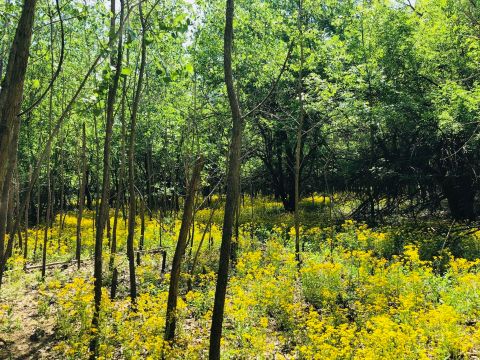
136, 196, 145, 266
24, 166, 32, 264
41, 154, 52, 280
294, 0, 304, 265
165, 156, 204, 341
442, 175, 476, 221
76, 122, 87, 269
89, 0, 124, 357
209, 0, 243, 357
58, 134, 65, 238
41, 12, 56, 279
110, 51, 128, 290
189, 205, 217, 285
13, 166, 21, 250
126, 0, 147, 304
145, 145, 154, 218
0, 0, 37, 214
33, 177, 40, 261
231, 192, 240, 263
0, 134, 17, 285
85, 169, 92, 210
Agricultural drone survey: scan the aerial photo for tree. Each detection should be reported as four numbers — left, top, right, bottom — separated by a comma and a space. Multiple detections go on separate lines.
0, 0, 37, 286
209, 0, 244, 358
76, 122, 87, 269
294, 0, 304, 265
126, 0, 148, 305
165, 156, 204, 341
89, 0, 124, 356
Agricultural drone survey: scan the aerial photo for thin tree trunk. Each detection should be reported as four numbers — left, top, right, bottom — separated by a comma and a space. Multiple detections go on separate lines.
294, 0, 304, 266
188, 208, 195, 258
13, 165, 21, 250
136, 196, 145, 266
5, 175, 14, 240
189, 205, 217, 289
41, 155, 51, 280
58, 134, 65, 238
110, 51, 128, 288
76, 122, 87, 269
126, 0, 147, 304
93, 115, 100, 232
209, 0, 243, 357
89, 0, 124, 357
24, 166, 32, 264
165, 156, 204, 341
231, 190, 240, 263
33, 176, 40, 261
41, 11, 56, 279
145, 145, 153, 218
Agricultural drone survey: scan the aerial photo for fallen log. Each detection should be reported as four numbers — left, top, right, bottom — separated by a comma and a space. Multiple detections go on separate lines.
134, 247, 168, 255
26, 259, 88, 271
5, 247, 168, 274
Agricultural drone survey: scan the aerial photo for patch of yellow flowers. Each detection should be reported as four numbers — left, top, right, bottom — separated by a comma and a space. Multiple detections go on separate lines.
35, 219, 480, 359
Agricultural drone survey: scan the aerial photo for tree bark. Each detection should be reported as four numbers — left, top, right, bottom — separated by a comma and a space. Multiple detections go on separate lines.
23, 166, 32, 264
41, 10, 56, 279
33, 176, 40, 261
145, 145, 154, 218
76, 122, 87, 269
126, 0, 147, 304
164, 156, 204, 341
41, 153, 52, 280
0, 121, 18, 285
0, 0, 37, 287
0, 134, 19, 286
89, 0, 124, 357
0, 0, 37, 206
294, 0, 304, 265
136, 196, 145, 266
110, 52, 128, 290
209, 0, 243, 357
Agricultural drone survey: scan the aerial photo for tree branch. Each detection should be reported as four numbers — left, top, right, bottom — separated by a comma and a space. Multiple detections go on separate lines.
242, 40, 294, 119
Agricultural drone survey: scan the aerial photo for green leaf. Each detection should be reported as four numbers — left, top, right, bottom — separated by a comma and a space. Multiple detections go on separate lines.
32, 79, 40, 89
126, 28, 137, 44
185, 63, 194, 75
121, 68, 132, 76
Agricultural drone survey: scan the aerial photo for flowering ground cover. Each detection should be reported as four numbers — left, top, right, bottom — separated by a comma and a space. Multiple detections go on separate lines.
2, 198, 480, 359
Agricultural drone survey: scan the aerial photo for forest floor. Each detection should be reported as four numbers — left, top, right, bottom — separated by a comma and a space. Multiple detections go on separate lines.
1, 280, 56, 359
0, 261, 94, 359
2, 200, 480, 359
